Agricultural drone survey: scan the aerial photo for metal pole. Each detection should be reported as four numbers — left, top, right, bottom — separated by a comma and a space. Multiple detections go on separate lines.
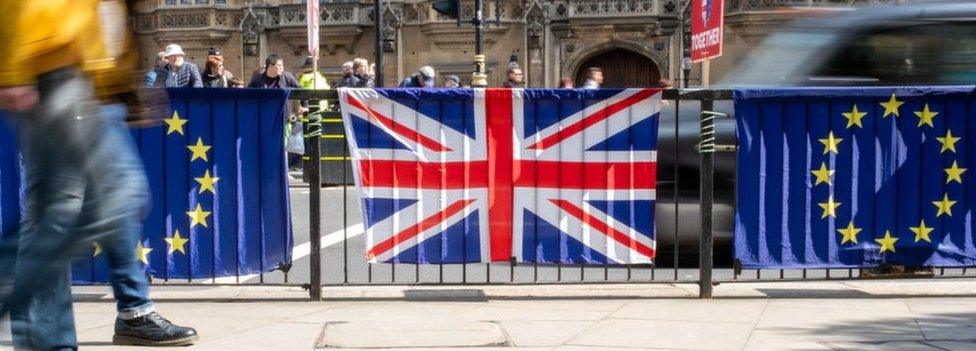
374, 0, 384, 86
698, 98, 715, 299
471, 0, 488, 87
307, 90, 323, 301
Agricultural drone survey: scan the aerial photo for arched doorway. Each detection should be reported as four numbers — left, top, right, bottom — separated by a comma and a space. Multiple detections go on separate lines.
574, 49, 661, 88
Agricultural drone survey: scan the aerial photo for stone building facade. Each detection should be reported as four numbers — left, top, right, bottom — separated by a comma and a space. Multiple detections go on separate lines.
132, 0, 895, 88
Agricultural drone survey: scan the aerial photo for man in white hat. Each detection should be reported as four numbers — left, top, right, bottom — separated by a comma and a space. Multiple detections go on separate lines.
154, 44, 203, 88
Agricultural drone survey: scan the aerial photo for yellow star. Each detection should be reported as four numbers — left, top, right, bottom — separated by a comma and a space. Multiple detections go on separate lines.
818, 195, 841, 219
936, 130, 961, 153
194, 170, 220, 194
914, 104, 939, 128
842, 104, 868, 128
909, 219, 934, 243
136, 241, 153, 265
164, 230, 190, 255
92, 242, 102, 257
875, 230, 898, 254
838, 221, 862, 245
944, 161, 967, 184
818, 132, 843, 155
187, 204, 212, 228
933, 194, 957, 217
163, 110, 188, 135
187, 138, 211, 162
879, 93, 904, 118
811, 162, 835, 186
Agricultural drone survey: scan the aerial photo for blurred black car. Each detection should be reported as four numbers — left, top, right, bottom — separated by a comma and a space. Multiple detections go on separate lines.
658, 1, 976, 267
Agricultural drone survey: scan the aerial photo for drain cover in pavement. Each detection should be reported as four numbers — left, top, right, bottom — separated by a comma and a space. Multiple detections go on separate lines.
315, 320, 511, 349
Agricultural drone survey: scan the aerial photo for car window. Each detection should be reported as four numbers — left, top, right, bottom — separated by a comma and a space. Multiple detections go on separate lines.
718, 31, 836, 87
811, 22, 976, 85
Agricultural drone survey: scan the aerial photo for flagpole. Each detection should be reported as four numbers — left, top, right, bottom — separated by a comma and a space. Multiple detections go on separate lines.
702, 59, 711, 88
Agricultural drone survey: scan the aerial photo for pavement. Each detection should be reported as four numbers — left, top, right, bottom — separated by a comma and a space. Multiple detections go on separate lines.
4, 279, 976, 350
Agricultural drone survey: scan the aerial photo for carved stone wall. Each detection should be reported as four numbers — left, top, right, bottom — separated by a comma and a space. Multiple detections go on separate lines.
134, 0, 852, 87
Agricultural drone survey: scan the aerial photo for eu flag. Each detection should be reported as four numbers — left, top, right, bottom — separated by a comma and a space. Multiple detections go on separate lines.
1, 88, 293, 282
735, 87, 976, 269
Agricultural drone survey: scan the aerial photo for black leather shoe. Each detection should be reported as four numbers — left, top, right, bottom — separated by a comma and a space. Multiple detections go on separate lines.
112, 312, 199, 346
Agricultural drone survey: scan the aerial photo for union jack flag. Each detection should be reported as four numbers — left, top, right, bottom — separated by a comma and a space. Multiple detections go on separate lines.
339, 88, 660, 265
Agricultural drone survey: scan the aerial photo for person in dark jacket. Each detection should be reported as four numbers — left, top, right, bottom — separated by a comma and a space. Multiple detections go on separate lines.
247, 54, 300, 89
501, 67, 523, 88
352, 58, 375, 88
202, 53, 235, 88
248, 55, 302, 171
398, 66, 436, 88
336, 61, 359, 88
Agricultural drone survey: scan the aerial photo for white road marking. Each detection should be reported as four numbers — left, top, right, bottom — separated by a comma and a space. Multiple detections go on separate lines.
210, 223, 365, 284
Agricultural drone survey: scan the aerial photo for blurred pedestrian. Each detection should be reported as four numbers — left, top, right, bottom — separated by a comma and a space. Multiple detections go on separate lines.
352, 58, 375, 88
336, 61, 359, 88
0, 1, 198, 349
502, 67, 524, 88
399, 66, 436, 88
582, 67, 603, 89
444, 75, 461, 88
144, 51, 167, 87
202, 54, 235, 88
155, 44, 203, 88
657, 79, 674, 89
559, 77, 574, 89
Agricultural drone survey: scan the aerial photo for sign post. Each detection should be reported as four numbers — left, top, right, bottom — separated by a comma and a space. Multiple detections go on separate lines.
690, 0, 723, 87
690, 0, 723, 299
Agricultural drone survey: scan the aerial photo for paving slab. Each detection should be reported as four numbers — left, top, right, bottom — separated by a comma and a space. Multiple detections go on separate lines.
315, 320, 510, 348
499, 320, 596, 347
741, 330, 835, 351
821, 340, 943, 351
926, 340, 976, 351
568, 318, 754, 351
611, 298, 767, 324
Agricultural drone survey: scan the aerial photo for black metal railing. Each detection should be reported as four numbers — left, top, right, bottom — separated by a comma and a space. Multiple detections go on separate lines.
132, 88, 976, 301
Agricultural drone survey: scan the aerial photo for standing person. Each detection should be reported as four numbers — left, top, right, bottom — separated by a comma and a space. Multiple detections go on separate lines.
298, 56, 330, 91
154, 44, 203, 88
398, 66, 436, 88
247, 54, 300, 89
336, 61, 359, 88
144, 51, 167, 87
202, 54, 235, 88
0, 1, 198, 349
352, 58, 375, 88
248, 55, 302, 171
559, 77, 575, 88
502, 67, 524, 88
444, 75, 461, 88
582, 67, 603, 89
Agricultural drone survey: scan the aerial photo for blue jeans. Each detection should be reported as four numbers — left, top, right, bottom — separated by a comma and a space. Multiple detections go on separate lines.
1, 69, 154, 351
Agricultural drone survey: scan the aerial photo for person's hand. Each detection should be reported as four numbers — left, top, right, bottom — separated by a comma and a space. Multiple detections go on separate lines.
0, 86, 39, 112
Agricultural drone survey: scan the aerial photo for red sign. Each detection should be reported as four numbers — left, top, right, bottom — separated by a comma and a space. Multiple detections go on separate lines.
690, 0, 724, 62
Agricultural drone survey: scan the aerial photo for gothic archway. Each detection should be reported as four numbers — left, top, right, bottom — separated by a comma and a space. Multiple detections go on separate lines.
574, 48, 661, 88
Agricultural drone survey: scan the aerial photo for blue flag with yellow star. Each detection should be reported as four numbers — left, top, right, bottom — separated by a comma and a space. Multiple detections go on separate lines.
735, 87, 976, 268
0, 88, 293, 282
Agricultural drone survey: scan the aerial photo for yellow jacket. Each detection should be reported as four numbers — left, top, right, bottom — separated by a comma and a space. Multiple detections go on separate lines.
0, 0, 134, 97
